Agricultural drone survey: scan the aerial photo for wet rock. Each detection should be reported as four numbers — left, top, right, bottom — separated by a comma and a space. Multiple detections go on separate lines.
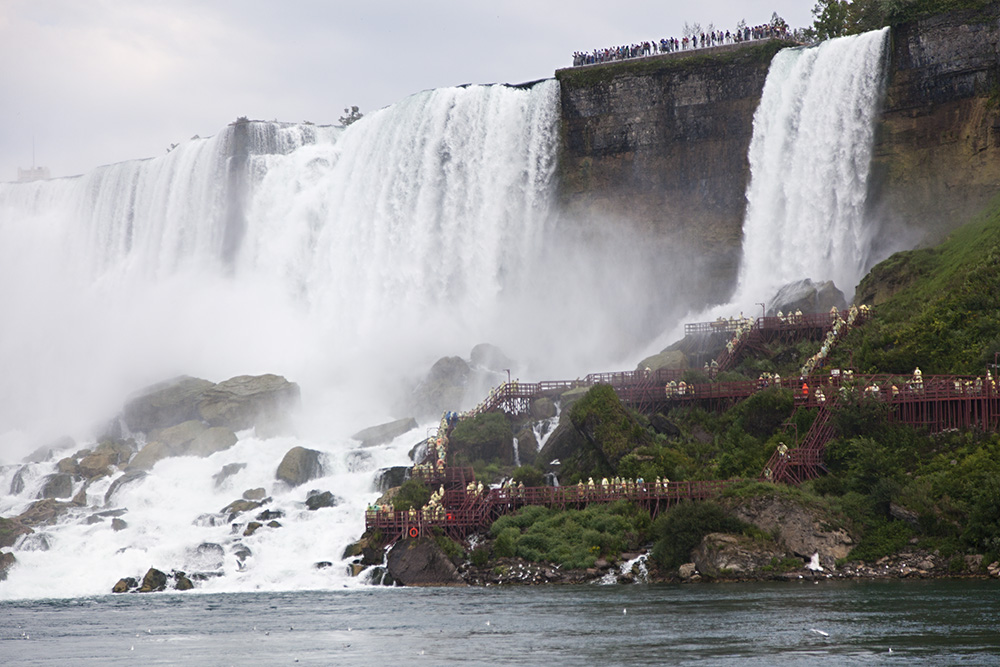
37, 473, 75, 500
352, 418, 418, 448
346, 450, 373, 473
243, 487, 267, 501
650, 413, 681, 437
197, 374, 300, 436
374, 467, 409, 493
636, 349, 689, 373
692, 533, 786, 579
348, 563, 365, 577
128, 421, 238, 471
732, 495, 855, 567
173, 571, 194, 590
530, 397, 557, 420
275, 446, 323, 487
104, 470, 147, 504
243, 522, 263, 536
14, 498, 74, 527
0, 551, 15, 581
139, 567, 168, 592
112, 577, 138, 593
9, 467, 26, 495
221, 498, 268, 521
255, 509, 284, 521
266, 520, 282, 528
213, 463, 247, 488
56, 457, 79, 475
111, 518, 128, 532
305, 491, 338, 510
470, 343, 514, 372
23, 438, 70, 463
767, 278, 846, 316
406, 356, 471, 420
343, 537, 383, 566
186, 427, 239, 458
123, 376, 215, 433
77, 439, 136, 479
315, 561, 333, 569
125, 440, 175, 472
385, 537, 466, 586
678, 563, 699, 580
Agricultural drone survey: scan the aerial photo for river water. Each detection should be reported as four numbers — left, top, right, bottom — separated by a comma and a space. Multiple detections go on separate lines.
2, 580, 998, 665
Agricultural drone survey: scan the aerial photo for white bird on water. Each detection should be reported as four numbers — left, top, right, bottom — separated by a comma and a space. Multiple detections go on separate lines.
810, 628, 829, 637
623, 608, 627, 615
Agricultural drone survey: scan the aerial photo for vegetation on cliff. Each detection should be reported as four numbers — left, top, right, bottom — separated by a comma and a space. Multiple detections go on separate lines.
808, 0, 995, 39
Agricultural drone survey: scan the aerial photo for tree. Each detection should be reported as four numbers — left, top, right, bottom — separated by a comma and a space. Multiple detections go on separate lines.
811, 0, 851, 39
339, 106, 363, 126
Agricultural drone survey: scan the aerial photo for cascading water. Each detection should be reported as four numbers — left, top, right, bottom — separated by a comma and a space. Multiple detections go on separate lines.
0, 82, 571, 598
732, 28, 889, 311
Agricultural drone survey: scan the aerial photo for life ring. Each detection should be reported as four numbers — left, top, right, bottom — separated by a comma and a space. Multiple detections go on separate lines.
409, 527, 419, 538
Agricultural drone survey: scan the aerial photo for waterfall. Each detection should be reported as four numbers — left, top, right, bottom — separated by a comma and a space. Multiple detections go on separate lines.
732, 28, 890, 309
0, 81, 565, 599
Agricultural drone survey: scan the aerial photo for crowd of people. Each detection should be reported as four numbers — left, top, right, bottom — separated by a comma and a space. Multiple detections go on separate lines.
571, 21, 789, 67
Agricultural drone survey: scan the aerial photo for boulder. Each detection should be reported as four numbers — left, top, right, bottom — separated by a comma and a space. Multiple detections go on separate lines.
15, 498, 74, 527
242, 487, 267, 501
678, 563, 699, 580
767, 278, 847, 316
221, 498, 268, 520
557, 386, 590, 411
123, 376, 215, 433
9, 467, 26, 495
407, 356, 471, 420
77, 439, 136, 479
104, 470, 147, 504
515, 428, 538, 467
255, 509, 284, 521
187, 427, 239, 457
692, 533, 786, 579
243, 522, 263, 536
212, 462, 247, 488
139, 567, 168, 592
469, 343, 514, 372
731, 495, 855, 567
111, 518, 128, 532
536, 419, 588, 472
189, 543, 226, 572
125, 441, 175, 472
0, 517, 33, 548
530, 397, 557, 420
196, 374, 300, 435
374, 467, 410, 492
112, 577, 138, 593
351, 417, 418, 448
636, 349, 689, 373
305, 490, 338, 510
173, 572, 194, 591
650, 414, 681, 437
0, 551, 15, 581
275, 446, 323, 487
38, 473, 75, 500
385, 537, 466, 586
56, 457, 79, 475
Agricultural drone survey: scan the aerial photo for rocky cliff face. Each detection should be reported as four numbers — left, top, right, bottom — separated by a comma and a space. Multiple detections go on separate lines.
556, 42, 788, 308
869, 4, 1000, 256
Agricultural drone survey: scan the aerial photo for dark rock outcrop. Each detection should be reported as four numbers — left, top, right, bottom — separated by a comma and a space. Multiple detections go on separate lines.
767, 279, 847, 316
374, 467, 410, 492
197, 374, 300, 436
0, 517, 33, 548
127, 421, 238, 471
275, 446, 323, 487
104, 470, 147, 504
730, 495, 854, 569
123, 376, 215, 433
212, 462, 247, 488
351, 417, 418, 448
386, 537, 466, 586
38, 473, 75, 500
692, 533, 787, 579
406, 356, 471, 420
0, 551, 15, 581
112, 577, 138, 593
305, 490, 338, 510
139, 567, 168, 592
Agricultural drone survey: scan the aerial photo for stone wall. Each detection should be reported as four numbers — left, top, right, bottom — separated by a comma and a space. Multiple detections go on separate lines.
555, 41, 788, 307
864, 5, 1000, 255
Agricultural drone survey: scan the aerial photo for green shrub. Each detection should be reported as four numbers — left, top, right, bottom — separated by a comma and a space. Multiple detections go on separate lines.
469, 546, 490, 567
650, 501, 751, 570
512, 465, 545, 488
391, 479, 430, 512
848, 520, 914, 562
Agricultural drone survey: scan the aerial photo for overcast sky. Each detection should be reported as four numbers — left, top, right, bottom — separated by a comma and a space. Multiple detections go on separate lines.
0, 1, 815, 181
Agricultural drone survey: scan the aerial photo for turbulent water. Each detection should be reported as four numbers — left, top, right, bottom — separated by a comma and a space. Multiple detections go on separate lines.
731, 28, 890, 312
0, 31, 895, 600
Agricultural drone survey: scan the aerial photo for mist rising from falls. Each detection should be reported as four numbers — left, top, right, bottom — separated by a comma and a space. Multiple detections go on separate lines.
731, 28, 890, 311
0, 79, 669, 599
